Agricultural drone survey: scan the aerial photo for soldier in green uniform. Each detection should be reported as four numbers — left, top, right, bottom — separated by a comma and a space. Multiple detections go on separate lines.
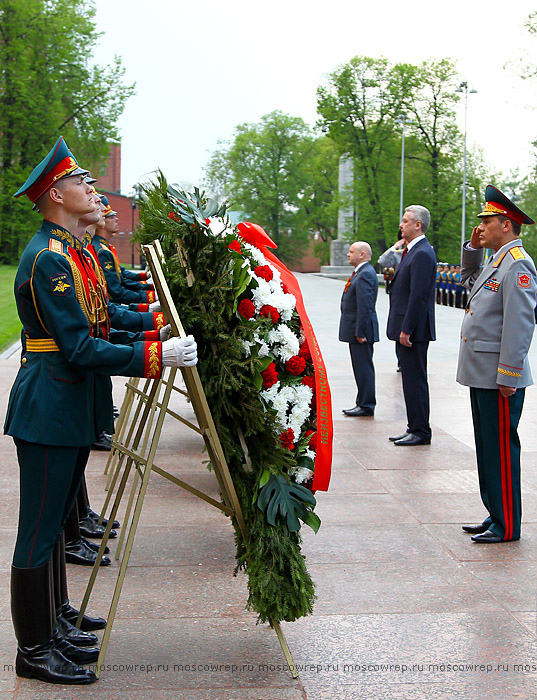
4, 137, 198, 685
92, 197, 156, 305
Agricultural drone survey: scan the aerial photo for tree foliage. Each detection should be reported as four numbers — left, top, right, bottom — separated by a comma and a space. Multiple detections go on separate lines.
203, 111, 339, 265
0, 0, 134, 262
317, 56, 494, 262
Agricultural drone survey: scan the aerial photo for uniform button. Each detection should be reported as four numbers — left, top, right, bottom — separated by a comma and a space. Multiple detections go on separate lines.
464, 337, 467, 342
465, 308, 469, 313
21, 357, 27, 364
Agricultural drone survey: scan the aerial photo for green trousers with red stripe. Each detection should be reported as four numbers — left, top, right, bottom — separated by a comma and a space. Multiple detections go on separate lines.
470, 387, 525, 541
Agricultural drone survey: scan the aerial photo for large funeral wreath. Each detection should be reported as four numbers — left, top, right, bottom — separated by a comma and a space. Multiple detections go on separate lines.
136, 174, 332, 623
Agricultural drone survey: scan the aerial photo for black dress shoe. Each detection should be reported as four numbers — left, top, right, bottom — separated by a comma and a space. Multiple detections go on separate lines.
79, 513, 117, 539
60, 603, 106, 632
389, 431, 409, 442
343, 407, 374, 417
462, 524, 488, 534
393, 433, 431, 446
87, 508, 120, 530
91, 432, 112, 451
55, 615, 98, 646
16, 642, 96, 684
65, 539, 111, 566
471, 530, 504, 543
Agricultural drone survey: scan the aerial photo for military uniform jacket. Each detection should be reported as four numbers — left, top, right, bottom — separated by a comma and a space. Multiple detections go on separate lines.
338, 263, 379, 344
4, 221, 163, 446
456, 239, 537, 389
92, 234, 155, 305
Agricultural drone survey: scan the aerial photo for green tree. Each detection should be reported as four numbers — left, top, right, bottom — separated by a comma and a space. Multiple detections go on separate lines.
0, 0, 134, 262
203, 111, 337, 264
317, 56, 415, 253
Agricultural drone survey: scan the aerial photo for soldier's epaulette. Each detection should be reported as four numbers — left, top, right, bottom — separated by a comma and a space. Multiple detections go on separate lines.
48, 238, 63, 254
509, 246, 526, 261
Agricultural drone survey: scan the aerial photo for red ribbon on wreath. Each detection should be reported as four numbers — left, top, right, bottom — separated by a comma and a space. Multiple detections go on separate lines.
237, 221, 332, 491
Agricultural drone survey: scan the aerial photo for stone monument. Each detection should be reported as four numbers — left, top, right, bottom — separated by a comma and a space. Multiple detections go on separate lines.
320, 154, 356, 279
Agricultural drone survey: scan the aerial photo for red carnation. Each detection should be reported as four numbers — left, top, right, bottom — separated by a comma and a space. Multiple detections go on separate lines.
305, 430, 317, 451
285, 355, 306, 376
298, 342, 312, 362
301, 375, 315, 390
228, 240, 242, 254
259, 304, 280, 324
168, 212, 180, 222
281, 281, 290, 294
238, 299, 255, 319
254, 265, 273, 282
261, 362, 279, 389
280, 428, 295, 450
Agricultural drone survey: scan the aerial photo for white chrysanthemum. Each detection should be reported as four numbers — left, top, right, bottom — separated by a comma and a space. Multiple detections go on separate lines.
242, 242, 266, 265
292, 467, 314, 484
303, 448, 316, 460
260, 383, 280, 403
251, 279, 274, 309
267, 324, 300, 361
206, 217, 234, 238
240, 340, 253, 357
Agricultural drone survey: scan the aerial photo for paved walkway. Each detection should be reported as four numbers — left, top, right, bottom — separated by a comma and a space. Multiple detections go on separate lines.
1, 273, 537, 699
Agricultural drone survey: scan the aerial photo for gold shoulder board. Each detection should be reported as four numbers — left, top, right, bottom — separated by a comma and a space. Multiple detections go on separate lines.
48, 239, 63, 254
509, 247, 525, 261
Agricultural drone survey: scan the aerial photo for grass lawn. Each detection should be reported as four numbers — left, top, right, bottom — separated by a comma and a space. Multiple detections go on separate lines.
0, 265, 21, 352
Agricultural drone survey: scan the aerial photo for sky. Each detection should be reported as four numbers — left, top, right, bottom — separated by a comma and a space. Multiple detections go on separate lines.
92, 0, 537, 196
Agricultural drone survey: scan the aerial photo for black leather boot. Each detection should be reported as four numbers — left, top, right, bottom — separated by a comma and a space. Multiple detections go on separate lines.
79, 513, 116, 539
87, 507, 120, 529
81, 535, 110, 554
11, 562, 96, 684
60, 602, 106, 632
51, 537, 99, 647
65, 538, 111, 566
52, 630, 100, 664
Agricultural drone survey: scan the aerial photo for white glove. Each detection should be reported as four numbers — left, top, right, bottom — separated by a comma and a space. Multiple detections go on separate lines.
149, 301, 161, 312
162, 335, 197, 367
159, 324, 172, 341
145, 271, 152, 280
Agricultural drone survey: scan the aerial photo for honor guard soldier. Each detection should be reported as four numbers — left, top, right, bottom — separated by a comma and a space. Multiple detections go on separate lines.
457, 185, 537, 543
92, 197, 156, 305
4, 137, 198, 685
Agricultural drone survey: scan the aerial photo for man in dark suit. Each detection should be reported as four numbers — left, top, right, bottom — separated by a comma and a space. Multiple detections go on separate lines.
386, 205, 437, 445
339, 241, 379, 417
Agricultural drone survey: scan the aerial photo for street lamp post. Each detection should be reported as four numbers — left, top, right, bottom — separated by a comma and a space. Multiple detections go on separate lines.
396, 114, 411, 222
455, 81, 478, 247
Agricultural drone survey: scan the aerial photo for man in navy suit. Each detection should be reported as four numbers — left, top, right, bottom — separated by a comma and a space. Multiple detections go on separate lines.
387, 205, 437, 445
339, 242, 379, 417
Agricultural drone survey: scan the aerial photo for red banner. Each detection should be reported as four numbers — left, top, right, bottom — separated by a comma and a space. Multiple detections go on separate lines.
237, 222, 332, 491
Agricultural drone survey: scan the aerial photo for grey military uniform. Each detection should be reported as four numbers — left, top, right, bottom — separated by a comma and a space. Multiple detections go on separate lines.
456, 239, 537, 390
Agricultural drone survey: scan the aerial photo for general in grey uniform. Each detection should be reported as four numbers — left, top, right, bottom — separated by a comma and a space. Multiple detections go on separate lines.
457, 185, 537, 543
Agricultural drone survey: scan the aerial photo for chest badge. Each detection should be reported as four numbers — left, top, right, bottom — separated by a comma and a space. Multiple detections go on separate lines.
483, 278, 500, 292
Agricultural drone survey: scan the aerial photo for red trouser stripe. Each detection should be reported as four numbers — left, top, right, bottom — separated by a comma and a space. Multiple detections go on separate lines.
27, 447, 49, 567
498, 393, 512, 541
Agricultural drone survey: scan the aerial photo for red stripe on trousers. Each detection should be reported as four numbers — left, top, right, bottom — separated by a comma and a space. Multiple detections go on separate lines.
498, 393, 512, 541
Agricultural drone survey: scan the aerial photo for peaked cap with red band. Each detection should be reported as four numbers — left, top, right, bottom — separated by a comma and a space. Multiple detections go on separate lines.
478, 184, 535, 226
101, 195, 117, 218
14, 136, 88, 204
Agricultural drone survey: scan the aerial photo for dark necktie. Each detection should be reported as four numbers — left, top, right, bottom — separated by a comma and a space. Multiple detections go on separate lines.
401, 247, 408, 260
